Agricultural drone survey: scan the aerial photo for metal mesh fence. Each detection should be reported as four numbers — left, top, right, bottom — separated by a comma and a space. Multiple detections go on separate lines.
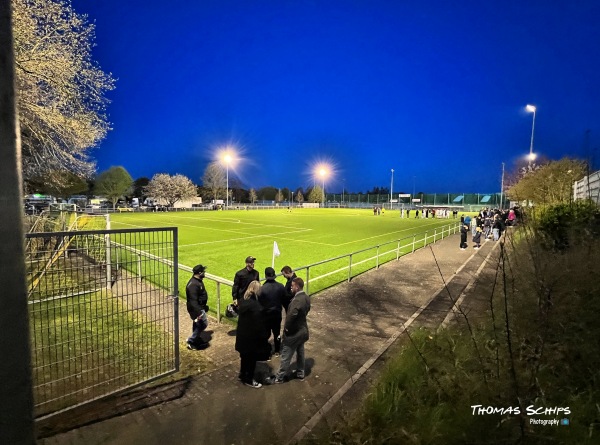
26, 227, 179, 418
325, 192, 506, 209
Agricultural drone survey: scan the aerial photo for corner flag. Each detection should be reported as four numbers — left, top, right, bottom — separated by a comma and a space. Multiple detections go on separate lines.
272, 241, 280, 267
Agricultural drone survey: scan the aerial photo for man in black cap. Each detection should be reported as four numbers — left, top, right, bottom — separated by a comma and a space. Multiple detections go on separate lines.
259, 267, 286, 356
186, 264, 209, 350
232, 256, 259, 305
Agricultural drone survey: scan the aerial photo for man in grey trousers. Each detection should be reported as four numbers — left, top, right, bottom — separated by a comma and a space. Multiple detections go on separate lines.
271, 277, 311, 383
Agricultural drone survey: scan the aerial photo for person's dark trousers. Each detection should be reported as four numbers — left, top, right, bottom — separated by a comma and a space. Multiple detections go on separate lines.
187, 311, 208, 346
239, 352, 257, 384
460, 233, 467, 248
264, 312, 282, 353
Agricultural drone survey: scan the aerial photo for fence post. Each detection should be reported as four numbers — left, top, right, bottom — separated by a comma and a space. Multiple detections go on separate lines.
396, 240, 400, 260
434, 228, 437, 242
376, 246, 380, 269
348, 254, 352, 282
306, 267, 310, 294
168, 265, 172, 290
412, 234, 416, 253
424, 231, 428, 247
216, 282, 221, 324
105, 232, 111, 290
137, 253, 142, 283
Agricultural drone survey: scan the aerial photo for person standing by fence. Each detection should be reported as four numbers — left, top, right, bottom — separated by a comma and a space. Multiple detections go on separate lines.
259, 267, 286, 357
280, 265, 297, 313
235, 281, 268, 388
460, 222, 469, 250
186, 264, 209, 350
271, 277, 311, 384
232, 256, 259, 305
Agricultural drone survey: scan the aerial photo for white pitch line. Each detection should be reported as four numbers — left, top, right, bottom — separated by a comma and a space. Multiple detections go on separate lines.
179, 229, 317, 248
148, 218, 313, 237
114, 219, 315, 247
158, 213, 306, 230
265, 236, 336, 247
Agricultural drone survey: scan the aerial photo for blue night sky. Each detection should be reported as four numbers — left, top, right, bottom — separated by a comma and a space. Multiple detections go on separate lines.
71, 0, 600, 194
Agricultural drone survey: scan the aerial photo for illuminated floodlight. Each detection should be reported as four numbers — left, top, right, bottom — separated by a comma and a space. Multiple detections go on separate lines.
217, 146, 238, 208
313, 163, 332, 208
525, 104, 537, 167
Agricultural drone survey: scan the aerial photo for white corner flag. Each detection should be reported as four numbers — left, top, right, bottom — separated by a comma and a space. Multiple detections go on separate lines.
272, 241, 281, 267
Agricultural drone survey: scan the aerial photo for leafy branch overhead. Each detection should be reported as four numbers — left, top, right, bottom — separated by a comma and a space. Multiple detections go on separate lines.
12, 0, 115, 185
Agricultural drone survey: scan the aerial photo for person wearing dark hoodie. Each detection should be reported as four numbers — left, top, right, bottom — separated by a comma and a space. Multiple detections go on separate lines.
185, 264, 209, 350
460, 222, 469, 250
259, 267, 286, 357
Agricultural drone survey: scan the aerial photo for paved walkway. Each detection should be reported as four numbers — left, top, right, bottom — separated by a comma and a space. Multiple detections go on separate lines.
40, 233, 501, 445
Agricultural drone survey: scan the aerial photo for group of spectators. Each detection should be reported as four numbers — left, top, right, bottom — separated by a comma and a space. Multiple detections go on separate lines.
185, 257, 311, 389
400, 208, 460, 219
459, 207, 521, 250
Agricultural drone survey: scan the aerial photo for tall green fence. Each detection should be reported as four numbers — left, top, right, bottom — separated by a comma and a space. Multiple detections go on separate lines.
325, 192, 506, 209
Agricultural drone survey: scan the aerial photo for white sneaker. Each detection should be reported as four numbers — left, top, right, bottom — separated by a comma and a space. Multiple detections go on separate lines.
244, 380, 262, 389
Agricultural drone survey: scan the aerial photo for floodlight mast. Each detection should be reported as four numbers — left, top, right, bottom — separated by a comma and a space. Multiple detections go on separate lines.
319, 168, 326, 208
390, 169, 394, 209
224, 153, 232, 208
526, 104, 536, 168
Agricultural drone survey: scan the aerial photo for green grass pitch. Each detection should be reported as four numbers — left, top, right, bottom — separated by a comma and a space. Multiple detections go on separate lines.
109, 208, 462, 312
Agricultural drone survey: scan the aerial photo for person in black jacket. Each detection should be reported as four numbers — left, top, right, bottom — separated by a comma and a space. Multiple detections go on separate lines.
271, 277, 311, 384
186, 264, 209, 350
460, 223, 469, 250
232, 256, 259, 304
259, 267, 286, 356
235, 281, 267, 388
280, 265, 297, 313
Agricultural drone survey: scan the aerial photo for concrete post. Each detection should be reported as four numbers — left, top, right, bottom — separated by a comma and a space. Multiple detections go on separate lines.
0, 1, 35, 442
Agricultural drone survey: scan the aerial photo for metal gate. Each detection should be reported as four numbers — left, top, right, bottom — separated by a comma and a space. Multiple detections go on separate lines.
25, 227, 179, 418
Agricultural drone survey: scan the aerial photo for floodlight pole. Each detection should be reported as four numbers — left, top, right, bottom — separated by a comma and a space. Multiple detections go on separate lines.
226, 162, 229, 208
500, 162, 505, 209
390, 169, 394, 209
526, 104, 536, 169
322, 177, 325, 208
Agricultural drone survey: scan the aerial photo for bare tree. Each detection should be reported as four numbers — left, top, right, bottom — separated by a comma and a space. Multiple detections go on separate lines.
146, 173, 197, 208
201, 162, 225, 201
249, 188, 257, 204
13, 0, 115, 185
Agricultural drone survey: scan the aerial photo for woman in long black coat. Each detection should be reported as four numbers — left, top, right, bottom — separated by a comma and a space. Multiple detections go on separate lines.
235, 280, 268, 388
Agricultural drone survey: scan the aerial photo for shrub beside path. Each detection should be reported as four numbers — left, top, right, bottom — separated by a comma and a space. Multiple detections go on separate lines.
40, 233, 500, 445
